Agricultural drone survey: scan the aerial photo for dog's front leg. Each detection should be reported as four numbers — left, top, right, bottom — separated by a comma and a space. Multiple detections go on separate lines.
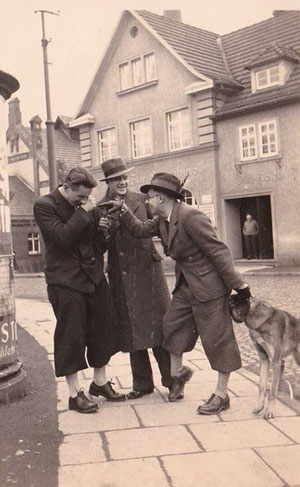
264, 358, 281, 419
253, 354, 269, 415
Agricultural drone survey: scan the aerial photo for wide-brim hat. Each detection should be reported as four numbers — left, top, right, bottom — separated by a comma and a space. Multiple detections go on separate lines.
140, 172, 184, 200
99, 157, 134, 181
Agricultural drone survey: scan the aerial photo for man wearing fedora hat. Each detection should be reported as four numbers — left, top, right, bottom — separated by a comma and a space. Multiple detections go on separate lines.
108, 172, 251, 414
96, 158, 172, 400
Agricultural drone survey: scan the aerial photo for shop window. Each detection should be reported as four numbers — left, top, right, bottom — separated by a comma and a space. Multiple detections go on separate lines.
98, 127, 118, 163
119, 52, 157, 91
28, 233, 41, 255
130, 118, 153, 159
167, 108, 192, 151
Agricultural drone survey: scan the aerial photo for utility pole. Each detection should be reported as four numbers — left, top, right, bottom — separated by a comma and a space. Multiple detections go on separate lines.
35, 9, 60, 191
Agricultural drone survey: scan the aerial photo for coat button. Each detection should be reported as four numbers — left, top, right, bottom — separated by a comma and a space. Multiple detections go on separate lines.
119, 251, 124, 257
187, 256, 193, 263
122, 270, 127, 276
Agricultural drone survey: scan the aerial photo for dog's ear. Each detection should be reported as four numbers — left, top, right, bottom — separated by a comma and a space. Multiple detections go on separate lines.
247, 300, 274, 329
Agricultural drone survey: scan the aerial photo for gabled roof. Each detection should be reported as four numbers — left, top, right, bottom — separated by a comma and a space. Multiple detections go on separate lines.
75, 9, 300, 120
245, 42, 300, 69
75, 10, 241, 118
216, 10, 300, 117
38, 127, 81, 172
134, 10, 239, 86
9, 175, 37, 218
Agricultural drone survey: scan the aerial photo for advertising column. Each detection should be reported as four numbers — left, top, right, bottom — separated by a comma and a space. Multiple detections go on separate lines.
0, 69, 26, 403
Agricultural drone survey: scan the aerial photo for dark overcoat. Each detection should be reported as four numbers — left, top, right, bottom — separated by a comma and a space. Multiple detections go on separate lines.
101, 190, 171, 352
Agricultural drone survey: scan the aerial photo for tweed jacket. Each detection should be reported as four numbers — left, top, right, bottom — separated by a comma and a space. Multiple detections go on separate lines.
33, 188, 106, 293
120, 200, 244, 302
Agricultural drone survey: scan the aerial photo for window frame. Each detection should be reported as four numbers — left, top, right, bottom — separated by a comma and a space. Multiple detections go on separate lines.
97, 126, 118, 164
239, 124, 257, 161
258, 119, 278, 158
28, 232, 41, 255
253, 64, 281, 91
166, 107, 193, 152
118, 51, 157, 91
129, 117, 153, 159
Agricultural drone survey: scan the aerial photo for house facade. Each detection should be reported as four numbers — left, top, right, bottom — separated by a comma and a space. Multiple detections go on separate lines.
6, 98, 81, 272
70, 9, 300, 265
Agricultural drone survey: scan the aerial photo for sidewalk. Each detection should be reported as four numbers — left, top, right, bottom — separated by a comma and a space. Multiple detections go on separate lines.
15, 297, 300, 487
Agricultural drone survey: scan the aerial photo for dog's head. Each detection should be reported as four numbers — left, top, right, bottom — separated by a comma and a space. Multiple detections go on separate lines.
229, 294, 251, 323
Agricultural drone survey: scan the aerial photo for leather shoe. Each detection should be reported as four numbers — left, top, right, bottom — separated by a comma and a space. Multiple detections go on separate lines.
69, 389, 98, 414
197, 393, 230, 415
89, 381, 126, 401
168, 387, 184, 400
168, 366, 194, 402
126, 389, 153, 400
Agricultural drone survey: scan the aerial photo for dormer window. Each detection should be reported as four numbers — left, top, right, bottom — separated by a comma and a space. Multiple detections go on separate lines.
245, 43, 300, 94
118, 52, 157, 93
255, 65, 280, 90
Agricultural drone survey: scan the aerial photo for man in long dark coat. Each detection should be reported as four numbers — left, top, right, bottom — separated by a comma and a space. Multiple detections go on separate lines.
99, 158, 172, 399
34, 167, 125, 413
108, 172, 251, 414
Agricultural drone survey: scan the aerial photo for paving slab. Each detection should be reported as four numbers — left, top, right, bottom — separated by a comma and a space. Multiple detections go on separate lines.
59, 433, 106, 465
108, 352, 131, 366
105, 425, 200, 459
228, 379, 259, 396
167, 381, 223, 401
189, 419, 293, 451
256, 445, 300, 486
191, 358, 212, 370
134, 401, 219, 427
59, 457, 169, 487
162, 450, 284, 487
270, 417, 300, 442
221, 396, 296, 421
59, 405, 139, 435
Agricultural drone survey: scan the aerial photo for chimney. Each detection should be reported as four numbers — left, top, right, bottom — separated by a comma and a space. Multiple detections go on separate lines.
8, 97, 22, 131
163, 10, 182, 22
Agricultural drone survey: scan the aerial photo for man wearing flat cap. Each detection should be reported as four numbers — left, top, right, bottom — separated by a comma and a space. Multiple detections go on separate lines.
110, 172, 250, 414
98, 158, 172, 400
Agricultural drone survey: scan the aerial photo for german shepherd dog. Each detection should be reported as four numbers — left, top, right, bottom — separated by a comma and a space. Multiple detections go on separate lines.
229, 294, 300, 419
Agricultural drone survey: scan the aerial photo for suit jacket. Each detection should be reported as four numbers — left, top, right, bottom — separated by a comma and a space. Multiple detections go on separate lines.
121, 200, 244, 302
33, 188, 106, 293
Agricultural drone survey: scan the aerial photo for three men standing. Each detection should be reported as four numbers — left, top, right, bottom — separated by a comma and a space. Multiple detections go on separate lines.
99, 158, 172, 399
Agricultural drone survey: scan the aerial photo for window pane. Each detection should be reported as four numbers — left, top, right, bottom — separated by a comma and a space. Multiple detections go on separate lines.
98, 128, 117, 163
167, 109, 192, 151
239, 125, 257, 160
132, 58, 143, 86
120, 63, 131, 90
130, 119, 152, 158
145, 53, 156, 81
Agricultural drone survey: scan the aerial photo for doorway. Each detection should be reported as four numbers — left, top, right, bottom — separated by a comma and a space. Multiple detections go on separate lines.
224, 195, 274, 259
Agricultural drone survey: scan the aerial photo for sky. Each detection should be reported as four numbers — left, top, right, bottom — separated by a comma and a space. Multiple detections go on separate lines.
0, 0, 299, 126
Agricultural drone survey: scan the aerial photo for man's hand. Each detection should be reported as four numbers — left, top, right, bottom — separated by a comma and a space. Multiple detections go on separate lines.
99, 200, 128, 214
234, 285, 251, 301
99, 216, 111, 230
80, 195, 96, 212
